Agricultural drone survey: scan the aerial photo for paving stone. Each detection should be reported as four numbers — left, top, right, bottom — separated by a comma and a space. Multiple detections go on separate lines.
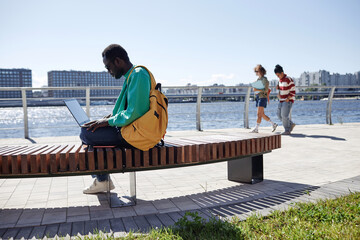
2, 228, 20, 239
133, 215, 151, 233
97, 219, 111, 233
71, 221, 85, 236
122, 217, 139, 233
42, 209, 66, 225
144, 214, 164, 229
156, 213, 175, 227
44, 224, 59, 238
29, 226, 46, 239
167, 212, 183, 223
15, 226, 33, 239
57, 222, 72, 238
109, 218, 126, 233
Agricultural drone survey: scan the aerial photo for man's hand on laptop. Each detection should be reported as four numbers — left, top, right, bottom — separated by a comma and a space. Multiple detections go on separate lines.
82, 119, 109, 132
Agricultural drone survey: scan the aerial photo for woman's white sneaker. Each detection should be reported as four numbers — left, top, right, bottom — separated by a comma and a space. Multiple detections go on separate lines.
272, 123, 278, 132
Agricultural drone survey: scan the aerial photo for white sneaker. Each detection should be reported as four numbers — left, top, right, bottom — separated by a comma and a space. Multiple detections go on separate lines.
272, 123, 278, 132
250, 128, 259, 133
83, 179, 115, 194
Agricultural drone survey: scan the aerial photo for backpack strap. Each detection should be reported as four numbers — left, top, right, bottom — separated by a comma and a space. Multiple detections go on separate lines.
126, 65, 156, 90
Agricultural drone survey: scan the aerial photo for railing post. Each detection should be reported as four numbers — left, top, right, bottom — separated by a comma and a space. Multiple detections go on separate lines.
326, 87, 336, 125
244, 87, 251, 129
86, 87, 90, 117
21, 88, 29, 139
196, 87, 203, 131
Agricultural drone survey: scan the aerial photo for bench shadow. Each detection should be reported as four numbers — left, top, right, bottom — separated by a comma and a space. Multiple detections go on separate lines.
289, 133, 346, 141
0, 180, 320, 238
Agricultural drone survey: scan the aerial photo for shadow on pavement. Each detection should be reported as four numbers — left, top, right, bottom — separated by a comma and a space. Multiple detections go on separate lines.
0, 180, 319, 239
289, 133, 346, 141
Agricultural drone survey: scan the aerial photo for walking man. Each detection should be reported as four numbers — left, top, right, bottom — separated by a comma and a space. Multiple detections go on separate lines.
274, 64, 296, 135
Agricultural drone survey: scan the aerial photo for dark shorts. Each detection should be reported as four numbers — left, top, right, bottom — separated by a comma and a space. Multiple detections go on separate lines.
256, 95, 267, 108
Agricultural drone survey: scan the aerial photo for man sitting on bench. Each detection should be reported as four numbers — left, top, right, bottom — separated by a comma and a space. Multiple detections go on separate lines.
80, 44, 151, 194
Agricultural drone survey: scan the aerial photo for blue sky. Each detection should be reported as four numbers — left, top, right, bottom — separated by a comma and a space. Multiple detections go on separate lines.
0, 0, 359, 87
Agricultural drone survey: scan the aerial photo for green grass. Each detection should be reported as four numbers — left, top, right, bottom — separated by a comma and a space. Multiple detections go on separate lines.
75, 191, 360, 240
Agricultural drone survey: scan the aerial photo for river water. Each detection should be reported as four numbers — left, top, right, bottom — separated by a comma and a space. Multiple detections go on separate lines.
1, 99, 359, 138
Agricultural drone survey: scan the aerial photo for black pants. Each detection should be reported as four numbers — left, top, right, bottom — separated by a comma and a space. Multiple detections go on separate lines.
80, 126, 133, 182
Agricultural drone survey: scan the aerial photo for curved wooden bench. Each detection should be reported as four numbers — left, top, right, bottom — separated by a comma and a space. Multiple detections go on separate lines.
0, 133, 281, 206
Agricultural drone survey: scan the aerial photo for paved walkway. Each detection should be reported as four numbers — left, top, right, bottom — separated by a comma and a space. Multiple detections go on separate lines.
0, 123, 359, 239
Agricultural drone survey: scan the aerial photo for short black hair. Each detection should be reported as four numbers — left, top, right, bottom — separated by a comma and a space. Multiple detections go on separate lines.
102, 44, 130, 63
274, 64, 283, 74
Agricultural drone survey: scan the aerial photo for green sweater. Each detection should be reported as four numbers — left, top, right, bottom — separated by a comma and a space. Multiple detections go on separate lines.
107, 66, 150, 127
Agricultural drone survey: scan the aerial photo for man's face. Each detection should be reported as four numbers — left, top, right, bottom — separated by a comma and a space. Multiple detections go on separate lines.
275, 72, 284, 79
103, 57, 125, 79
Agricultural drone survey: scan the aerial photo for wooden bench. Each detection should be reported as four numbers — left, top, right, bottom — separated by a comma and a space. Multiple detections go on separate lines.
0, 133, 281, 207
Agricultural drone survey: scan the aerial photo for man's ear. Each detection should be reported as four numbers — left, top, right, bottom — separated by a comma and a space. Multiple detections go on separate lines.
114, 57, 124, 67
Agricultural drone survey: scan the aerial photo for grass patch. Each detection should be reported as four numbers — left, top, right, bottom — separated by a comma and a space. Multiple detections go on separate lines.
74, 192, 360, 239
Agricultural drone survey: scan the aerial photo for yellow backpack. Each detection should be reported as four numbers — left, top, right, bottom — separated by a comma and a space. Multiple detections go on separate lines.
121, 65, 168, 151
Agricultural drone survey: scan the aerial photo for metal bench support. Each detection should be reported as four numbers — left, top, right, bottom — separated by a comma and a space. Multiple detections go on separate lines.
107, 172, 137, 208
227, 155, 263, 184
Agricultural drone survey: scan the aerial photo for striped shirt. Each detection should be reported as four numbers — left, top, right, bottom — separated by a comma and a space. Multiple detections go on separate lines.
278, 74, 296, 103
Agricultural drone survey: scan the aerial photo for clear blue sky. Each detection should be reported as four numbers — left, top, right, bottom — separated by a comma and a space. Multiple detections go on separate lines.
0, 0, 359, 87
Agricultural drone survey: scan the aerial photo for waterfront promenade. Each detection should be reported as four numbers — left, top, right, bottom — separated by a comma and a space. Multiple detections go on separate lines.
0, 123, 359, 239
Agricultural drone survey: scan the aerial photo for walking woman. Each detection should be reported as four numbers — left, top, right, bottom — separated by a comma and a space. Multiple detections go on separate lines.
251, 64, 277, 133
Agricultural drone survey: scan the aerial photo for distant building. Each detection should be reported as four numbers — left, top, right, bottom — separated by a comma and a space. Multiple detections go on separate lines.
294, 70, 360, 87
0, 68, 32, 98
47, 70, 123, 98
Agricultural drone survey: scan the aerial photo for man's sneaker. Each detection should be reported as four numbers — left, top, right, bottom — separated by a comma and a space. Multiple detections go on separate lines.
281, 131, 291, 135
250, 128, 258, 133
83, 179, 115, 194
290, 123, 296, 133
272, 123, 278, 132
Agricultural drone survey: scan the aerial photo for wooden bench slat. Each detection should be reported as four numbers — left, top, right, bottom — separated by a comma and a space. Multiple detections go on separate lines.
49, 145, 68, 174
20, 145, 49, 174
40, 145, 62, 173
105, 148, 114, 170
86, 146, 95, 171
58, 145, 76, 173
30, 145, 58, 174
96, 148, 105, 170
68, 144, 82, 172
1, 146, 29, 174
165, 139, 194, 164
78, 145, 87, 171
11, 146, 41, 174
114, 148, 123, 170
164, 143, 184, 164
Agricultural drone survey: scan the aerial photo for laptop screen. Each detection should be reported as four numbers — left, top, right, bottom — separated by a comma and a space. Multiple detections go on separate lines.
64, 99, 90, 126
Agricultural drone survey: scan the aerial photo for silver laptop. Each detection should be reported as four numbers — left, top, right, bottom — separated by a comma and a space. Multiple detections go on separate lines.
64, 99, 90, 127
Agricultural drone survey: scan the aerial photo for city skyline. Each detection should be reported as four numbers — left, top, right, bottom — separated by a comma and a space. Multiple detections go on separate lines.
1, 0, 359, 88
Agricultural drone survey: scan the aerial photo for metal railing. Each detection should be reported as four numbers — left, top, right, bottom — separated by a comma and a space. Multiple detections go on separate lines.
1, 85, 360, 138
